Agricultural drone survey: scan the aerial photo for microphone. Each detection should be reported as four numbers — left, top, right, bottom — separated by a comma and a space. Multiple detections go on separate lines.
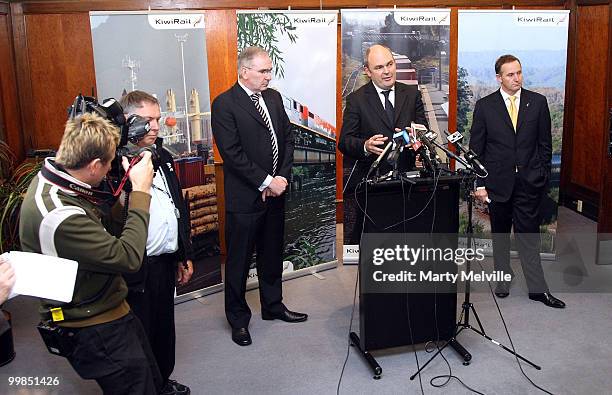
415, 127, 470, 168
394, 129, 411, 146
444, 130, 488, 177
406, 128, 422, 151
386, 130, 411, 167
366, 140, 394, 178
446, 131, 464, 144
412, 123, 440, 163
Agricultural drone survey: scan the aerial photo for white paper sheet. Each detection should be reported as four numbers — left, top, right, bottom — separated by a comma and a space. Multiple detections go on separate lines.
2, 251, 78, 303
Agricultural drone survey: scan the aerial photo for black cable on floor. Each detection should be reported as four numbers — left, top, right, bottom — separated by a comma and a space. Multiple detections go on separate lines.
430, 374, 486, 395
422, 171, 486, 395
475, 257, 555, 395
400, 174, 425, 395
337, 178, 368, 395
336, 267, 359, 395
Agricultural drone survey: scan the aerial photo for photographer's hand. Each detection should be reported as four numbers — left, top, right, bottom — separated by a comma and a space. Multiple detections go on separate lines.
123, 151, 154, 193
0, 257, 16, 305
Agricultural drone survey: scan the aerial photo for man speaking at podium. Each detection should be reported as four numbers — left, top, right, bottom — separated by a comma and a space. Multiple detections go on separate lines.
339, 44, 428, 242
339, 44, 429, 186
469, 54, 565, 309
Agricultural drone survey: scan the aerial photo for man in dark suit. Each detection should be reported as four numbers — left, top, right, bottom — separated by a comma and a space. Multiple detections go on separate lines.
339, 44, 429, 188
339, 44, 429, 243
469, 54, 565, 308
211, 47, 307, 347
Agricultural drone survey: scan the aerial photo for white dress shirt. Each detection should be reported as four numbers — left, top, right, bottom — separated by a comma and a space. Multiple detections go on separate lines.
373, 84, 395, 108
146, 169, 179, 257
363, 84, 396, 154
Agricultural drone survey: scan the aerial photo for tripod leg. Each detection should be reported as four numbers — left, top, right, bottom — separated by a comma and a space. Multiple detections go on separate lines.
468, 327, 541, 370
470, 303, 486, 334
410, 327, 466, 379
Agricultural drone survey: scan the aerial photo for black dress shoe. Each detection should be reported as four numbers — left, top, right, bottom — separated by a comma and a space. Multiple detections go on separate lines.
529, 293, 566, 308
161, 379, 190, 395
495, 280, 511, 298
262, 309, 308, 322
231, 327, 252, 346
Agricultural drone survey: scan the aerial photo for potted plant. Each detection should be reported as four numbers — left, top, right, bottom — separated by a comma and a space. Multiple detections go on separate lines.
0, 140, 43, 366
0, 141, 43, 253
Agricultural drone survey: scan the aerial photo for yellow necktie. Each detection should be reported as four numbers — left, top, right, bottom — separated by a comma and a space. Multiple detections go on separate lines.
508, 96, 518, 131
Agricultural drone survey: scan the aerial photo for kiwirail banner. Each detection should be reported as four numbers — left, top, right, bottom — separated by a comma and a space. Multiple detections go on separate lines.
237, 10, 339, 285
457, 10, 570, 257
341, 9, 451, 263
90, 11, 222, 299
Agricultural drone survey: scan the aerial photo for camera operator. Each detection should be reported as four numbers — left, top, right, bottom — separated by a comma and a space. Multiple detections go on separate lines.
19, 112, 162, 394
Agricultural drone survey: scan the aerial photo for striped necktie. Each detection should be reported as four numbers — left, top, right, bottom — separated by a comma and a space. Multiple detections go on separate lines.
250, 93, 279, 175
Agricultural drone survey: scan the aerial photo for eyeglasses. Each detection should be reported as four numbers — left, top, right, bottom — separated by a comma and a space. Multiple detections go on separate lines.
244, 66, 273, 75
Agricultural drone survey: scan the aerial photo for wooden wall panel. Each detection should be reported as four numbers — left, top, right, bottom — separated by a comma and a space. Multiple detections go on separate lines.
448, 8, 458, 133
568, 5, 608, 194
206, 10, 237, 106
18, 1, 566, 14
23, 13, 96, 151
598, 1, 612, 233
560, 0, 578, 199
206, 9, 237, 255
0, 10, 23, 160
335, 20, 342, 223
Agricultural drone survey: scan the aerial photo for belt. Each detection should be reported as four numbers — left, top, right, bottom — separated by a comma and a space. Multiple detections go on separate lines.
147, 252, 176, 263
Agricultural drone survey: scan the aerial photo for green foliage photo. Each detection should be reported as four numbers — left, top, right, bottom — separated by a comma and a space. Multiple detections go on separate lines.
237, 13, 298, 79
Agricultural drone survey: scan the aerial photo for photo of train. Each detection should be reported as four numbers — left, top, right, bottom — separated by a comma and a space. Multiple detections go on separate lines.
279, 90, 336, 165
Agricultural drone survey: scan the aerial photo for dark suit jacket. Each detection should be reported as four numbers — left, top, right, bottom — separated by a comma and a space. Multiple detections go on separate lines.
469, 88, 552, 202
338, 81, 428, 190
211, 83, 294, 213
0, 313, 9, 336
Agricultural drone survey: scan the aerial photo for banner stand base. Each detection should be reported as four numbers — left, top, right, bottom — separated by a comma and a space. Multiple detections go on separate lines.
175, 283, 224, 304
349, 331, 382, 379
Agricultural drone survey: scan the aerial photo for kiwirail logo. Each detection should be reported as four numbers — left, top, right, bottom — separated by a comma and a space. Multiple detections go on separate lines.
291, 14, 337, 25
514, 13, 569, 27
148, 14, 205, 30
394, 10, 450, 26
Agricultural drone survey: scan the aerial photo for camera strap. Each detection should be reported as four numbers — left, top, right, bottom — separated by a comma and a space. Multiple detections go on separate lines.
40, 161, 117, 206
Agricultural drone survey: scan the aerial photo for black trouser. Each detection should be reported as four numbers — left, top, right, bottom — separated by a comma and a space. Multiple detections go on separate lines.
66, 312, 162, 394
489, 175, 548, 294
127, 254, 176, 386
224, 203, 285, 329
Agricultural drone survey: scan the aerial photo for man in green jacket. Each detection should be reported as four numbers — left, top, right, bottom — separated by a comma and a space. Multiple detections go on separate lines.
19, 112, 160, 394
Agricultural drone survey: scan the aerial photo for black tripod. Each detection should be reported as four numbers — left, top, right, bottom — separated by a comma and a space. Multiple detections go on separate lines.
410, 171, 540, 380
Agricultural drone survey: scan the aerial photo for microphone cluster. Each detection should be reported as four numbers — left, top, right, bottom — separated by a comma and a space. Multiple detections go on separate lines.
366, 124, 488, 180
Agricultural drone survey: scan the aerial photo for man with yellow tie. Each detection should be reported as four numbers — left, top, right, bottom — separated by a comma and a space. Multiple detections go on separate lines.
469, 54, 565, 309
